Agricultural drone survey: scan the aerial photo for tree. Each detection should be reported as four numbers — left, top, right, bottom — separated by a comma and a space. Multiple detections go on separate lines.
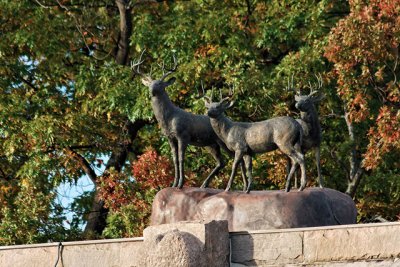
324, 0, 400, 218
1, 0, 399, 244
0, 0, 152, 242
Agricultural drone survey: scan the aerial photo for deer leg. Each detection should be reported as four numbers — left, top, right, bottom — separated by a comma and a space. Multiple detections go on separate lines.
177, 139, 188, 189
225, 151, 243, 192
294, 167, 299, 189
285, 157, 292, 189
289, 142, 307, 191
169, 139, 179, 187
280, 144, 304, 192
294, 152, 307, 191
240, 160, 248, 192
285, 158, 298, 192
315, 146, 324, 188
243, 155, 253, 193
201, 145, 225, 188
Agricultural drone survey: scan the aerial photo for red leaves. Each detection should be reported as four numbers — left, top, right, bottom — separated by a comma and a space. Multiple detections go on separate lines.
98, 148, 173, 211
97, 148, 173, 236
348, 93, 370, 122
98, 171, 131, 211
364, 106, 400, 170
325, 0, 400, 170
132, 148, 174, 190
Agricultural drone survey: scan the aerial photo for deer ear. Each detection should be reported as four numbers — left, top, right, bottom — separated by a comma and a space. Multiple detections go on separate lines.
226, 100, 235, 109
165, 77, 176, 86
221, 97, 235, 109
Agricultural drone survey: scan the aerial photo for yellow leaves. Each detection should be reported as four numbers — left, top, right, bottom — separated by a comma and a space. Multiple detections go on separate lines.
180, 88, 188, 95
0, 184, 13, 202
388, 85, 400, 102
20, 178, 30, 189
194, 44, 219, 58
375, 66, 385, 81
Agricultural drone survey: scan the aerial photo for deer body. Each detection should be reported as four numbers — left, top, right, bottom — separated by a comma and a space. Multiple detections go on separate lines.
297, 106, 321, 151
293, 92, 324, 189
205, 98, 307, 192
151, 89, 217, 146
142, 78, 234, 189
210, 117, 303, 154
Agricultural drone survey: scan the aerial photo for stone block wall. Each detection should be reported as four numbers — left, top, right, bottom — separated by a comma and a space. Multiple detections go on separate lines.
0, 237, 144, 267
0, 222, 399, 266
230, 222, 400, 266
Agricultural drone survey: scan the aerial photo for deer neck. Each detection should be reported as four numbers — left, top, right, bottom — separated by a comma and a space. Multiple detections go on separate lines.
209, 114, 233, 143
151, 91, 176, 123
300, 105, 321, 138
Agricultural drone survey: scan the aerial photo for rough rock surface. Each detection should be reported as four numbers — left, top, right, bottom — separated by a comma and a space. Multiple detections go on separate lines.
150, 187, 357, 231
144, 230, 204, 267
142, 220, 229, 267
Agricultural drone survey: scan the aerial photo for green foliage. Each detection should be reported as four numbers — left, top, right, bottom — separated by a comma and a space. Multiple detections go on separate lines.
0, 0, 399, 244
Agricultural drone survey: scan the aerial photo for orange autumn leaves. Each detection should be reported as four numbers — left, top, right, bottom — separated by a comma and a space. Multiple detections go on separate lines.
325, 0, 400, 170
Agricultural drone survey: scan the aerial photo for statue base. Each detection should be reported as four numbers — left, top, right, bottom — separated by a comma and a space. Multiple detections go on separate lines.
150, 187, 357, 232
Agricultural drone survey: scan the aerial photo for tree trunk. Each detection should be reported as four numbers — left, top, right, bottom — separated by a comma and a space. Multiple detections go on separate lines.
114, 0, 132, 66
346, 167, 363, 198
84, 120, 147, 236
344, 111, 364, 198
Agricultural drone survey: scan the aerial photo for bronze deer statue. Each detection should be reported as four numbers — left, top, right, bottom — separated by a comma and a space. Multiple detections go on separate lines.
286, 75, 325, 190
131, 51, 248, 190
204, 89, 307, 193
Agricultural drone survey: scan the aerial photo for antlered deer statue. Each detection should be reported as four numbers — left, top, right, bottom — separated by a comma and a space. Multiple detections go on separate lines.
132, 51, 248, 190
286, 74, 325, 190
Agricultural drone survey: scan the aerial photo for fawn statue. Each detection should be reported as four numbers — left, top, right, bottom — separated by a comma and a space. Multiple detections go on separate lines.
204, 89, 307, 193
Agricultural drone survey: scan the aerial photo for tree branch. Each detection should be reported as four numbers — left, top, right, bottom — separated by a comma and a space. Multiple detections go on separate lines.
113, 0, 133, 65
0, 167, 8, 181
105, 119, 148, 171
65, 147, 97, 184
345, 167, 363, 198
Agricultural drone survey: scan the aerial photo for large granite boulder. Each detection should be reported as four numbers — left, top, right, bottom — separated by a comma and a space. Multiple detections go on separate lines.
150, 187, 357, 232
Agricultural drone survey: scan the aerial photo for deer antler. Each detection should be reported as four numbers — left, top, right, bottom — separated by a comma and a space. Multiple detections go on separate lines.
306, 73, 323, 95
197, 80, 209, 101
160, 53, 178, 81
131, 49, 146, 76
286, 73, 301, 95
228, 84, 235, 98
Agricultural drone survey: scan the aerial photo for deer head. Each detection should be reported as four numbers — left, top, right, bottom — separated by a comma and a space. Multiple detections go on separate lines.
286, 74, 326, 112
131, 50, 178, 96
204, 86, 235, 118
